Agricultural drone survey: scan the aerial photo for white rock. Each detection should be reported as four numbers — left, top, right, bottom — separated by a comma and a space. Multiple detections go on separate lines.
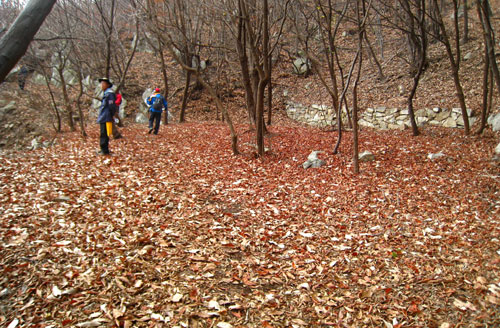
490, 114, 500, 132
428, 152, 445, 160
359, 151, 375, 162
217, 323, 233, 328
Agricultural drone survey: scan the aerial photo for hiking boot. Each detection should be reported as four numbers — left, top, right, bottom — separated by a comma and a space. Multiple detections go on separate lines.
96, 150, 110, 156
148, 128, 153, 134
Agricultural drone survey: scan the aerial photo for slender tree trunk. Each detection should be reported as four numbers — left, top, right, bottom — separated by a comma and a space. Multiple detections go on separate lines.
364, 32, 384, 79
256, 0, 271, 156
462, 0, 469, 44
407, 74, 421, 136
407, 0, 427, 136
333, 51, 359, 154
477, 46, 490, 134
236, 4, 256, 126
352, 0, 367, 175
196, 74, 239, 155
105, 0, 116, 77
434, 0, 470, 134
352, 77, 360, 174
256, 80, 266, 155
157, 37, 169, 124
0, 0, 57, 83
40, 63, 61, 132
75, 70, 87, 138
267, 56, 272, 126
179, 70, 191, 123
57, 64, 75, 132
477, 0, 500, 96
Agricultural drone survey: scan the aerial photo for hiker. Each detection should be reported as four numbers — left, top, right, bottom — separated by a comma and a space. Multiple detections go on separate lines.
146, 88, 168, 135
97, 78, 117, 155
18, 65, 28, 90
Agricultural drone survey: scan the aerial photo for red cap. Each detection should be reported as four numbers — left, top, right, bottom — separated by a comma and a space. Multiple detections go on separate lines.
154, 88, 160, 92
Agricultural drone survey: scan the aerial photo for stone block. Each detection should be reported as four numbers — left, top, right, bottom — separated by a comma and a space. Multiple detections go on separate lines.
387, 123, 405, 130
415, 108, 427, 118
359, 119, 375, 128
435, 110, 451, 121
443, 117, 457, 128
416, 116, 429, 126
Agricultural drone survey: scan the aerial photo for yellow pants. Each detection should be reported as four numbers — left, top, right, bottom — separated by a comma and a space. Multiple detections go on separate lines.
106, 122, 112, 137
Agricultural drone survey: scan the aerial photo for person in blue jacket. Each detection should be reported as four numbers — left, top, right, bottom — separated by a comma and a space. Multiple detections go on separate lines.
97, 78, 117, 155
146, 88, 168, 135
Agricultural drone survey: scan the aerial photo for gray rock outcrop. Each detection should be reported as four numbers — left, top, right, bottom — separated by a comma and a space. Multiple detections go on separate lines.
303, 151, 326, 169
488, 113, 500, 132
293, 58, 311, 76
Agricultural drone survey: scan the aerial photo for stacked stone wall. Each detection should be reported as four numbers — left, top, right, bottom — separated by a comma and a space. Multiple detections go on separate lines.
286, 101, 476, 130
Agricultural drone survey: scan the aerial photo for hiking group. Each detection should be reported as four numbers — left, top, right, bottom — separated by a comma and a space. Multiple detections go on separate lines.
96, 78, 168, 156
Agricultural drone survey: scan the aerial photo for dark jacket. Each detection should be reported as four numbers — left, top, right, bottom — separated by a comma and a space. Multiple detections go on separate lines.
147, 93, 168, 113
97, 88, 117, 123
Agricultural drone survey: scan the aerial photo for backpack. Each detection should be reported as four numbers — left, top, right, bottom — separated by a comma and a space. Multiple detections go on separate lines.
152, 95, 163, 111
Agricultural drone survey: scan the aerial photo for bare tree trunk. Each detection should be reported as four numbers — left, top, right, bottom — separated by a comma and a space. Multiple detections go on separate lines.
267, 56, 273, 126
477, 46, 490, 134
179, 70, 191, 123
255, 0, 271, 156
352, 76, 360, 174
197, 74, 239, 155
434, 0, 470, 134
0, 0, 57, 83
75, 69, 87, 138
352, 0, 368, 175
428, 0, 441, 41
236, 0, 256, 126
57, 66, 75, 132
39, 62, 61, 132
364, 32, 384, 80
157, 37, 169, 125
405, 0, 427, 136
476, 0, 500, 97
462, 0, 469, 44
105, 0, 116, 77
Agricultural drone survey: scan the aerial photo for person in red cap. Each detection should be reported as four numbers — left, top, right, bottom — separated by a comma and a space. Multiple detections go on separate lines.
146, 87, 168, 134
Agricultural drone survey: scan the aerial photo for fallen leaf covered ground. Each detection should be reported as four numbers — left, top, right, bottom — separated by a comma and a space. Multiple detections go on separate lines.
0, 122, 499, 327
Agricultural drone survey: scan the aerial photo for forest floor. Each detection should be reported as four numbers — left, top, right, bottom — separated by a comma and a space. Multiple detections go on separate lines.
1, 1, 500, 326
0, 120, 499, 327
